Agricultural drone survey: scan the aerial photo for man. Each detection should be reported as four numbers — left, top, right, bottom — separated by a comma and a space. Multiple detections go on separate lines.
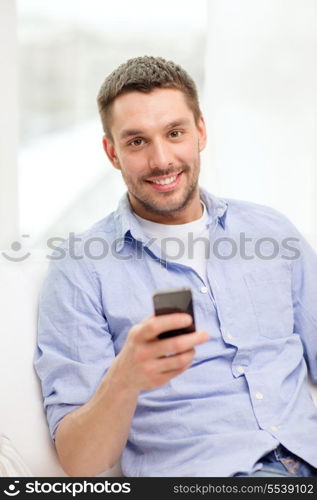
35, 56, 317, 477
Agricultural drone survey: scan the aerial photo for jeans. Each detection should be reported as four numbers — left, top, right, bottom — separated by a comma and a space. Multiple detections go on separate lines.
233, 444, 317, 477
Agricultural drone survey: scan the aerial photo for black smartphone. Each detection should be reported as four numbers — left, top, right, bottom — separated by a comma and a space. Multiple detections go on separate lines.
152, 287, 196, 339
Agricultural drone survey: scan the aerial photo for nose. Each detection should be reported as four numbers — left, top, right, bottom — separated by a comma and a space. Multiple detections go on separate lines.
148, 139, 173, 170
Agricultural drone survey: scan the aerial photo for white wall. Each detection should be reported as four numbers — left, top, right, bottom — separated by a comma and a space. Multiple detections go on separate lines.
0, 0, 19, 248
202, 0, 317, 247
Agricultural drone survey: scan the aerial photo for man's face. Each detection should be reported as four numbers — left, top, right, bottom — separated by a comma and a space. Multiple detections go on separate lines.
103, 87, 206, 222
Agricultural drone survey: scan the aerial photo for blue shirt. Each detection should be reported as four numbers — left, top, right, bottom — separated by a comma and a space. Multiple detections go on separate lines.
34, 187, 317, 477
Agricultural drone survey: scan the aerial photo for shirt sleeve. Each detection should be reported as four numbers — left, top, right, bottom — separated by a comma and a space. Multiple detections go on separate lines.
34, 248, 115, 440
288, 220, 317, 383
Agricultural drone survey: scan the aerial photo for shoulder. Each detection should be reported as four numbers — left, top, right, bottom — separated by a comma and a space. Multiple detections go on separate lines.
47, 213, 116, 260
73, 212, 116, 243
44, 213, 117, 287
223, 197, 297, 236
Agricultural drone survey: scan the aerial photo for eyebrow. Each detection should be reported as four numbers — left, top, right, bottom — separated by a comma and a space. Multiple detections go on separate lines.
119, 118, 191, 141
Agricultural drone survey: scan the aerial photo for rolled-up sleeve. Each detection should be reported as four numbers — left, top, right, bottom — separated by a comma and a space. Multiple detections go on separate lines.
34, 250, 115, 440
289, 223, 317, 383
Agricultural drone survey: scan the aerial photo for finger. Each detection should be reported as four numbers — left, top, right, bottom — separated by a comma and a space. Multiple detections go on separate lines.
152, 330, 209, 358
148, 365, 192, 389
134, 313, 194, 341
156, 348, 195, 373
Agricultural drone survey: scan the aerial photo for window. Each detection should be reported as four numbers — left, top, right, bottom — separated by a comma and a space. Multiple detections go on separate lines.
17, 0, 208, 248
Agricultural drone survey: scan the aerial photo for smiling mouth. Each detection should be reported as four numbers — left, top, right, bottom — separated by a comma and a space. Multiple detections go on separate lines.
146, 171, 182, 186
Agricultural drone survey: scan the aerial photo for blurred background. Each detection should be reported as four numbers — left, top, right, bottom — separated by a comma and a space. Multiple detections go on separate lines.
1, 0, 316, 251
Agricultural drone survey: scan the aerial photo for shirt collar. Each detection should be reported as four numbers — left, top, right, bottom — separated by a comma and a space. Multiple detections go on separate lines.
113, 186, 228, 252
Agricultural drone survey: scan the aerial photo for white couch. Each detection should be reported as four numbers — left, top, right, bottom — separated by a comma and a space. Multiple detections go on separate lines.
0, 251, 121, 477
0, 251, 316, 476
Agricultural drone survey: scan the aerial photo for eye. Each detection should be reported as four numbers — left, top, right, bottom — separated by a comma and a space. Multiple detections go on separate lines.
169, 130, 183, 138
128, 138, 144, 147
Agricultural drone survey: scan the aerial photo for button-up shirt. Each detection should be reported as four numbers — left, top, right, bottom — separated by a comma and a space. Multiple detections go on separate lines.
34, 187, 317, 477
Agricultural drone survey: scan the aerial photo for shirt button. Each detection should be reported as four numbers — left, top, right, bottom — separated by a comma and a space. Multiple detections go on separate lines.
255, 392, 264, 400
237, 366, 245, 374
270, 425, 278, 432
225, 332, 233, 340
200, 286, 208, 294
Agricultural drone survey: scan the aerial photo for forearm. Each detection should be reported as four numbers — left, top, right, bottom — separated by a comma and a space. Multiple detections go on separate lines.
55, 361, 139, 477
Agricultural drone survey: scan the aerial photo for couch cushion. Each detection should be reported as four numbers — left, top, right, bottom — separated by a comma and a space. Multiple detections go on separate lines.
0, 251, 121, 476
0, 251, 65, 476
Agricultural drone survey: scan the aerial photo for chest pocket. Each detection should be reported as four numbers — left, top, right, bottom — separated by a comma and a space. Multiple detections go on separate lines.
243, 265, 294, 339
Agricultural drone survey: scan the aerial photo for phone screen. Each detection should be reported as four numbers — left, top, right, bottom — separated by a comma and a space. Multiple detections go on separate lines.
152, 287, 195, 339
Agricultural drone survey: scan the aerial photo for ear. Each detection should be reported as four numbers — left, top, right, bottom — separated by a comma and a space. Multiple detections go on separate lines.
197, 115, 207, 152
102, 136, 121, 170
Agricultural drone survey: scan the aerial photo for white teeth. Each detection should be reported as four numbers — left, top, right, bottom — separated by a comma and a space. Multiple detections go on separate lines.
151, 175, 177, 185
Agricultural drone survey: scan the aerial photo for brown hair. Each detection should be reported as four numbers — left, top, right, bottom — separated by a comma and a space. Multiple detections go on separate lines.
97, 56, 202, 142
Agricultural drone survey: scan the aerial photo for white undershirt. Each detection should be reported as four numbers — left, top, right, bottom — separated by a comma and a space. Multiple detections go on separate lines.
134, 201, 210, 284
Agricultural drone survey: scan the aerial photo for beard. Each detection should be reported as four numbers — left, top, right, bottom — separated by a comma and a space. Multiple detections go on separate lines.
120, 159, 200, 218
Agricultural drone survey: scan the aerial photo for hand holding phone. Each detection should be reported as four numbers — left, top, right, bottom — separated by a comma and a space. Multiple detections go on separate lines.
152, 287, 196, 339
112, 289, 208, 392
